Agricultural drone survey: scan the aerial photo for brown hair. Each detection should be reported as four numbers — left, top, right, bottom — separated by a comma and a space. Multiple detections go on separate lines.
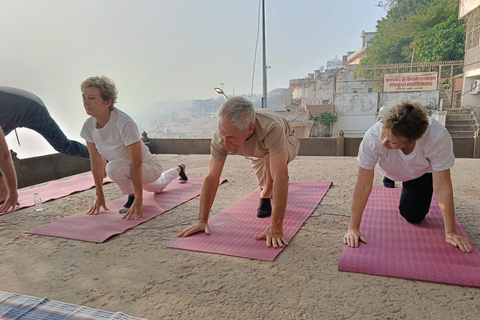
81, 76, 118, 111
382, 101, 428, 141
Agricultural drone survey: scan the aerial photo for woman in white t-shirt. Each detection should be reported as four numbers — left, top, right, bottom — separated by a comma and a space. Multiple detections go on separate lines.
343, 101, 471, 253
80, 76, 188, 220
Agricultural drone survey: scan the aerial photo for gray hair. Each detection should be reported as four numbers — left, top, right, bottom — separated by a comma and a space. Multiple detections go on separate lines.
217, 96, 255, 132
81, 75, 118, 111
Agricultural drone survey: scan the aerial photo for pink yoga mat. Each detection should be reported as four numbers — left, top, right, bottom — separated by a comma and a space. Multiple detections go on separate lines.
168, 181, 332, 261
0, 173, 112, 215
338, 186, 480, 288
26, 178, 205, 243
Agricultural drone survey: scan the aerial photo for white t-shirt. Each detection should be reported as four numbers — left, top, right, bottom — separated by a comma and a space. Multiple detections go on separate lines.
80, 107, 153, 162
357, 117, 454, 182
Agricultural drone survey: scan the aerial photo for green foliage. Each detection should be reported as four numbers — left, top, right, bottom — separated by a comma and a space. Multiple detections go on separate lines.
378, 0, 433, 22
415, 15, 466, 61
376, 1, 397, 11
364, 0, 463, 65
313, 112, 338, 126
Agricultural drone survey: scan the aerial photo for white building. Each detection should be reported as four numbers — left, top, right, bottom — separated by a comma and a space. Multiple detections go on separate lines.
326, 56, 343, 71
459, 1, 480, 114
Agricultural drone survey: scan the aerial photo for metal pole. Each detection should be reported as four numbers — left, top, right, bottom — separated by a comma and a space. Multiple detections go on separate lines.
262, 0, 267, 108
450, 65, 454, 107
410, 48, 415, 72
438, 65, 442, 91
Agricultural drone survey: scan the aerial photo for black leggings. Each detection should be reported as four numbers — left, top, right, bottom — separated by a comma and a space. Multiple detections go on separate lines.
3, 105, 89, 159
0, 106, 90, 178
398, 173, 433, 223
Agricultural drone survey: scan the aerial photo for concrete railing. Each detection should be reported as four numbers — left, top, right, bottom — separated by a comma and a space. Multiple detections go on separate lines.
12, 137, 480, 188
13, 154, 91, 189
147, 137, 363, 157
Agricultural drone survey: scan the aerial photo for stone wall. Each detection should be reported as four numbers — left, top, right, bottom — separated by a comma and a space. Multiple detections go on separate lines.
333, 91, 441, 138
14, 154, 91, 188
333, 93, 378, 138
146, 137, 480, 159
379, 91, 439, 109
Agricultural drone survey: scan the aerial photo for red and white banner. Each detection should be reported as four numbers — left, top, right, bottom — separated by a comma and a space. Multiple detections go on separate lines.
384, 72, 438, 92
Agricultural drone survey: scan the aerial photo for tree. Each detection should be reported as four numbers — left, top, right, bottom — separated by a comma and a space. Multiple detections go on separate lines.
313, 112, 338, 137
362, 0, 462, 65
415, 15, 466, 62
376, 0, 397, 11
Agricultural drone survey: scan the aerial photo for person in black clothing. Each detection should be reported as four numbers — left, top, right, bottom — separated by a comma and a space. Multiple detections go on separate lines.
0, 86, 89, 212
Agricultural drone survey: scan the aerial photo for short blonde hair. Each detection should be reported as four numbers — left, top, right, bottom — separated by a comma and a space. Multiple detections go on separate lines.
382, 101, 428, 141
81, 76, 118, 110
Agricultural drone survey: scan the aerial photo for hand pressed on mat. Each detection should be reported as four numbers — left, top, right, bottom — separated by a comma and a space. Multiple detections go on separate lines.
178, 220, 210, 237
255, 223, 288, 248
446, 232, 472, 253
87, 195, 109, 215
122, 197, 144, 221
343, 228, 367, 248
0, 192, 18, 213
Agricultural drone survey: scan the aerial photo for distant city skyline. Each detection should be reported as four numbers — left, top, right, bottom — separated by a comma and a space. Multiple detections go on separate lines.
1, 0, 386, 158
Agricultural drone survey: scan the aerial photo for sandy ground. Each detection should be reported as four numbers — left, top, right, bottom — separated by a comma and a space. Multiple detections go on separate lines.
1, 155, 480, 319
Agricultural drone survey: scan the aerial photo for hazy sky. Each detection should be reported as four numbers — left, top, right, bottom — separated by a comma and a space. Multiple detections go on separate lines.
1, 0, 385, 158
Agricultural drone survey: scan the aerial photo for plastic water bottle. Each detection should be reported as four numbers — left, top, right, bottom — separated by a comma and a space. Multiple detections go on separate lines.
33, 192, 43, 211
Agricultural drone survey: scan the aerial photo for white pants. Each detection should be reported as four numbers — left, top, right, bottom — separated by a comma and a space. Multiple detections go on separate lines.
106, 157, 179, 195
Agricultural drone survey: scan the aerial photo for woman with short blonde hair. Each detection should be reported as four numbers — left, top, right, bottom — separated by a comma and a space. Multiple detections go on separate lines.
343, 100, 472, 253
80, 76, 188, 220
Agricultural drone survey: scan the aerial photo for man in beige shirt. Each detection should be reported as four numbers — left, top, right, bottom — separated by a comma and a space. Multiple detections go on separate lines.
179, 96, 300, 248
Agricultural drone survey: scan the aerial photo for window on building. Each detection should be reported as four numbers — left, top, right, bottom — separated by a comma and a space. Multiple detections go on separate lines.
466, 10, 480, 50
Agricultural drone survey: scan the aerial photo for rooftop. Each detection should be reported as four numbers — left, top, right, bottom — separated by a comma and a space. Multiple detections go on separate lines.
1, 154, 479, 319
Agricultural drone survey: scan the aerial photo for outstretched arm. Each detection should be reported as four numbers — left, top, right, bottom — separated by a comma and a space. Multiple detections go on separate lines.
178, 155, 225, 237
343, 166, 374, 247
433, 169, 472, 253
0, 130, 18, 213
254, 150, 289, 248
86, 141, 109, 215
